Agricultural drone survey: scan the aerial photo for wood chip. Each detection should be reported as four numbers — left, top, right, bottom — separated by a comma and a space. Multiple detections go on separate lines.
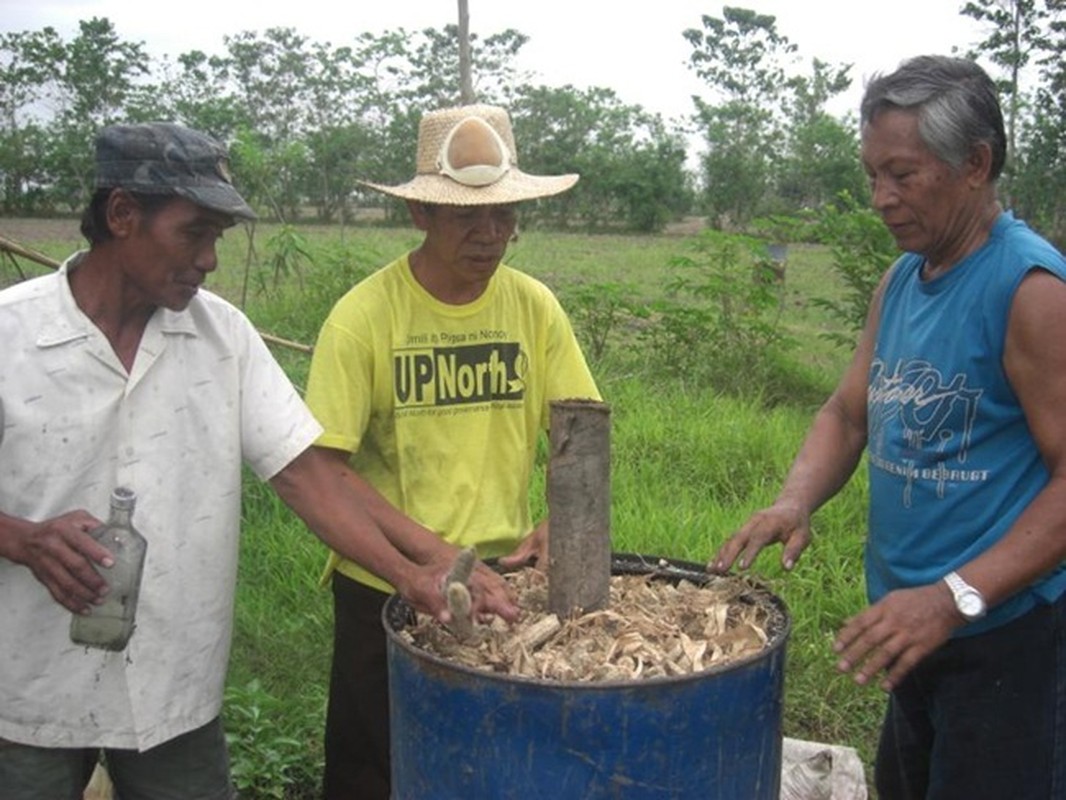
398, 568, 784, 683
503, 614, 562, 659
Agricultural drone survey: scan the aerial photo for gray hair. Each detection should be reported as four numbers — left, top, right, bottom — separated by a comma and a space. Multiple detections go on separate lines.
860, 55, 1006, 180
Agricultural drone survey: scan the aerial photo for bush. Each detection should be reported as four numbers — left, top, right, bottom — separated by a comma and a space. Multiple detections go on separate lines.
638, 229, 794, 394
810, 192, 898, 347
225, 679, 323, 799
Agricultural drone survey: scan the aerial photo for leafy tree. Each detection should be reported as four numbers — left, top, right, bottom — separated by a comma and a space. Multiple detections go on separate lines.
778, 59, 865, 211
56, 18, 150, 125
963, 0, 1056, 204
0, 28, 63, 127
401, 25, 528, 109
605, 137, 692, 232
155, 50, 253, 139
0, 19, 151, 212
683, 7, 796, 227
692, 96, 774, 228
304, 122, 376, 223
0, 29, 62, 213
970, 0, 1066, 240
223, 28, 313, 146
0, 122, 49, 214
7, 9, 1062, 239
1012, 0, 1066, 241
510, 84, 691, 231
55, 20, 152, 211
684, 8, 863, 228
1013, 100, 1066, 240
215, 28, 320, 220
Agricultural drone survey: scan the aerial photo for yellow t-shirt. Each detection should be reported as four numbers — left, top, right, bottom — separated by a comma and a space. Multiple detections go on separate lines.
306, 253, 600, 592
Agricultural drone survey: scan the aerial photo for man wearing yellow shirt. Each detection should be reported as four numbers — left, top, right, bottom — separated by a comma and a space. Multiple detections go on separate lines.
305, 104, 601, 800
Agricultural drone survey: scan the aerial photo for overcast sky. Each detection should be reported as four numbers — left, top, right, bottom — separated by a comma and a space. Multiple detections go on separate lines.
2, 0, 986, 121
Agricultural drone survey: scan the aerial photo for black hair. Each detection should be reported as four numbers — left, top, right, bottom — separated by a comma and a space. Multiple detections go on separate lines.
79, 189, 178, 245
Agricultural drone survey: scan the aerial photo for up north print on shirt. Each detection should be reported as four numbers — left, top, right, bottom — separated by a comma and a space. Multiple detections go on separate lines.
867, 358, 989, 506
393, 334, 527, 409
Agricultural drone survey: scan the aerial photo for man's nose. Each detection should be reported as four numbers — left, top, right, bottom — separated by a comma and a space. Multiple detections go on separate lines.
870, 177, 897, 211
194, 245, 219, 273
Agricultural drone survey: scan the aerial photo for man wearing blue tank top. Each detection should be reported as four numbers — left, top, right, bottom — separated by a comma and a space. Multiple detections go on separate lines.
714, 55, 1066, 798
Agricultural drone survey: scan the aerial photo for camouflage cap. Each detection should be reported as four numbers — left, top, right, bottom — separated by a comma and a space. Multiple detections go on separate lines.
94, 122, 256, 221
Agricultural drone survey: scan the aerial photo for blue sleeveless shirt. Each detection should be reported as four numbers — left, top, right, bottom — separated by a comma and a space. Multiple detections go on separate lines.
866, 211, 1066, 634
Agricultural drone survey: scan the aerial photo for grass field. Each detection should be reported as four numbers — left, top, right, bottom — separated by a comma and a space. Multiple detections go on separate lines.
2, 217, 883, 798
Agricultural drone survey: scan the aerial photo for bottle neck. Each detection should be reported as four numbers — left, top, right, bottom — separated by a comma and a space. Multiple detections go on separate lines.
109, 507, 134, 527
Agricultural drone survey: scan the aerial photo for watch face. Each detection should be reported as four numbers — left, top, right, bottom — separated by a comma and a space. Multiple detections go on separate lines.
959, 590, 985, 618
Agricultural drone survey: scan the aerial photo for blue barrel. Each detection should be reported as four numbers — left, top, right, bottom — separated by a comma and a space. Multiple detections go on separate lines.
385, 553, 790, 799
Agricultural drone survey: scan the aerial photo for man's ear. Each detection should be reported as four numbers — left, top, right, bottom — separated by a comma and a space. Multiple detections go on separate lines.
966, 142, 994, 188
407, 200, 431, 232
105, 189, 141, 239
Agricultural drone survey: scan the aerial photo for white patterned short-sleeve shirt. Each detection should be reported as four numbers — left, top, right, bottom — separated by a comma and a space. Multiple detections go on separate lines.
0, 253, 322, 750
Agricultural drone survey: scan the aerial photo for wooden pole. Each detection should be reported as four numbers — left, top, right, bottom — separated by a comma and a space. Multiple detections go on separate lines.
0, 233, 55, 271
547, 399, 611, 617
457, 0, 475, 104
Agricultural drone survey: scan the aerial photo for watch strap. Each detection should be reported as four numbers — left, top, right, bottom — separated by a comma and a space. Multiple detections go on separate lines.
943, 570, 970, 596
943, 570, 986, 619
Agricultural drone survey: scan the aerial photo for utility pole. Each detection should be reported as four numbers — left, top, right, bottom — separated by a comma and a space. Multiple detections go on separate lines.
457, 0, 475, 104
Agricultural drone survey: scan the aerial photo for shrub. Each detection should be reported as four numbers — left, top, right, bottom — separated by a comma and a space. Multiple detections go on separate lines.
224, 679, 323, 799
810, 192, 898, 347
638, 229, 794, 395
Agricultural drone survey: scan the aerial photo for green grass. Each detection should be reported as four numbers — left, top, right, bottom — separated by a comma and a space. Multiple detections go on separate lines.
2, 219, 881, 797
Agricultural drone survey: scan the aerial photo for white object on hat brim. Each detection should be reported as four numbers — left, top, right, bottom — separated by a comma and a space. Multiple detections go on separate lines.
437, 115, 512, 187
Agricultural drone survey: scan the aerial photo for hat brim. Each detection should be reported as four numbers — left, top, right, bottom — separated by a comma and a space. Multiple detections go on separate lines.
174, 183, 257, 221
358, 169, 578, 206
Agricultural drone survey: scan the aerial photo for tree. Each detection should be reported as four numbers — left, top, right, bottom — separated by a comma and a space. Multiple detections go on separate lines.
0, 19, 151, 213
778, 59, 865, 211
1011, 0, 1066, 241
401, 25, 529, 109
304, 122, 376, 223
963, 0, 1055, 203
510, 84, 691, 231
154, 49, 253, 139
683, 7, 796, 227
0, 28, 62, 213
49, 19, 152, 212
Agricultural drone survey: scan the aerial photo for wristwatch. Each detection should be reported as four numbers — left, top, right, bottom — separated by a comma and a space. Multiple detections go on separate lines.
943, 571, 987, 621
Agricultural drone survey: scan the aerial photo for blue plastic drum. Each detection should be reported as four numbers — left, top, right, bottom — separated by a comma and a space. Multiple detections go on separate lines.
385, 553, 790, 799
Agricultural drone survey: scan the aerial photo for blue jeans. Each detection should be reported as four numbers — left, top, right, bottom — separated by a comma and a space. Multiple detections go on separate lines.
875, 591, 1066, 799
0, 716, 234, 800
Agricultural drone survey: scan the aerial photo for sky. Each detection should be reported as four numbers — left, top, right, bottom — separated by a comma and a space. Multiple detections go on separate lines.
2, 0, 987, 122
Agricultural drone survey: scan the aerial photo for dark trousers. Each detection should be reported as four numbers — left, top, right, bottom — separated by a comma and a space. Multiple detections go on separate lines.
876, 592, 1066, 799
322, 573, 391, 800
0, 717, 233, 800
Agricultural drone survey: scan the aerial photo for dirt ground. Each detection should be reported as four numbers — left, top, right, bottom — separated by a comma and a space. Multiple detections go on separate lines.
1, 216, 82, 246
1, 215, 708, 244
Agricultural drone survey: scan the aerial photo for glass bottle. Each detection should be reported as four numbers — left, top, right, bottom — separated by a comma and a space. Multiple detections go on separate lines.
70, 487, 148, 651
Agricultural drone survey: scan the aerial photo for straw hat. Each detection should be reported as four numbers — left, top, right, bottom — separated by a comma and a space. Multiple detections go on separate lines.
359, 104, 578, 205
